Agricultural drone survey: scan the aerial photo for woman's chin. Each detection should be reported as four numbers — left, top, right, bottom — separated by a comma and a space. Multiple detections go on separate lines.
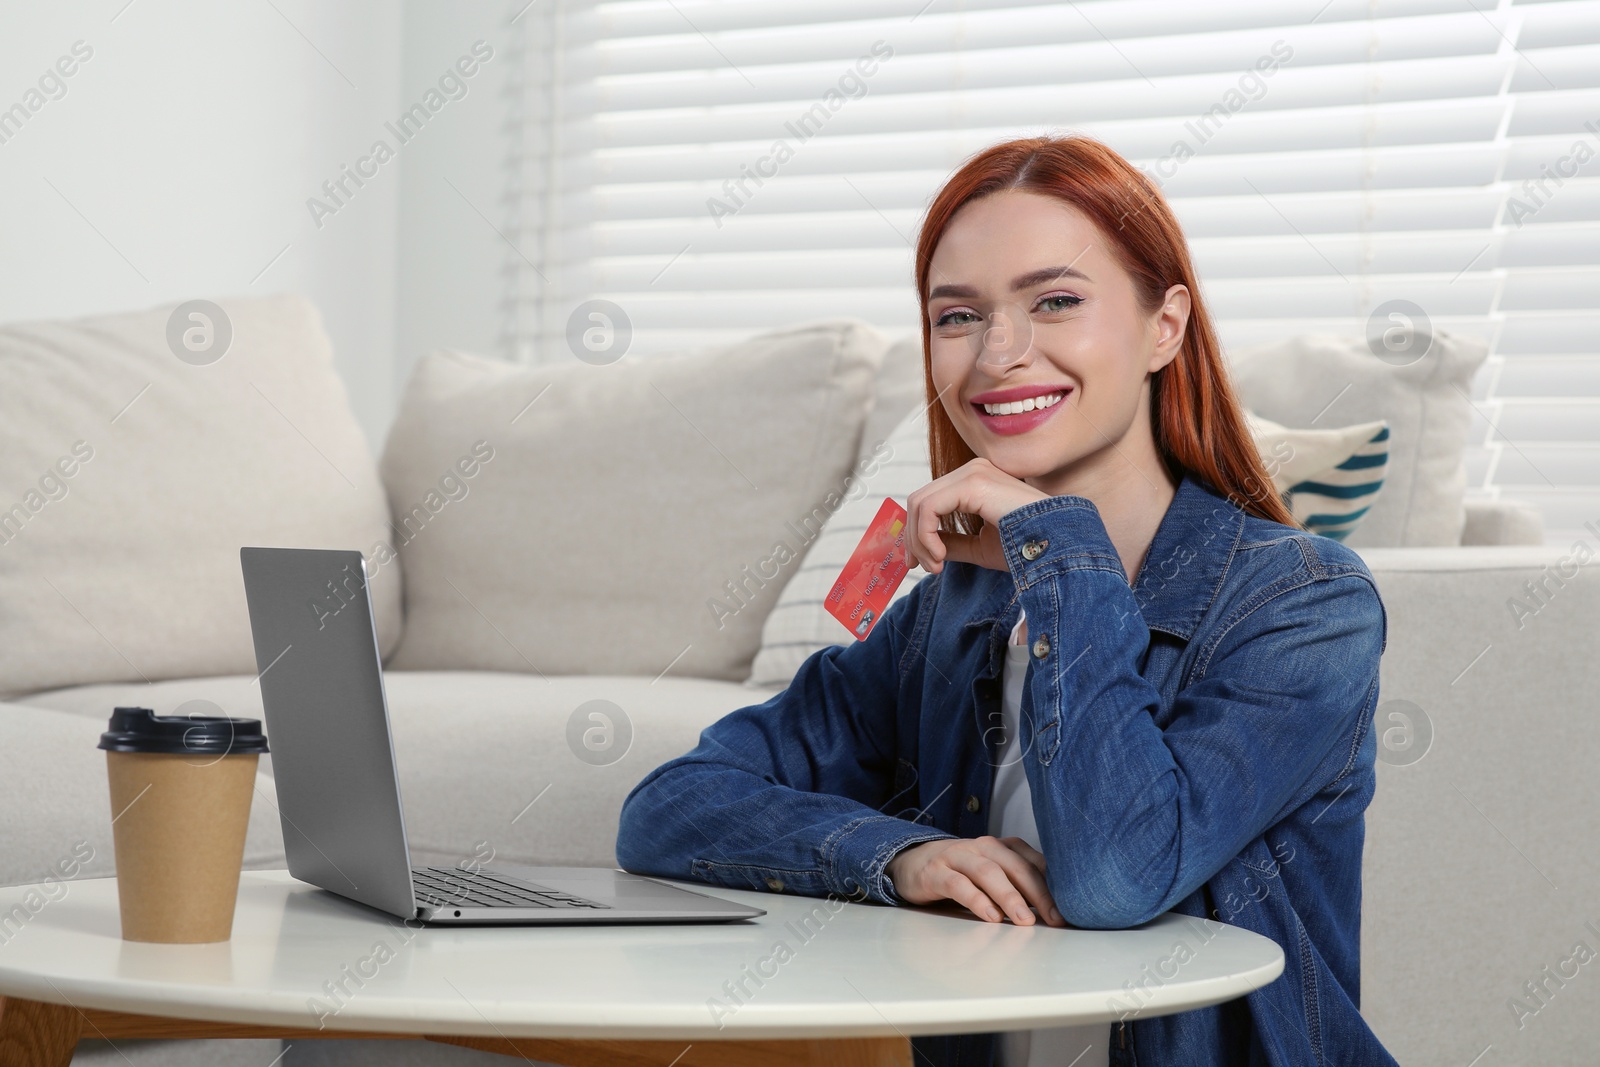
975, 460, 1048, 489
976, 439, 1076, 479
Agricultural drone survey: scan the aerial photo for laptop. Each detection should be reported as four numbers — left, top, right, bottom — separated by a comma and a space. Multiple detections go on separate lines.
239, 546, 765, 926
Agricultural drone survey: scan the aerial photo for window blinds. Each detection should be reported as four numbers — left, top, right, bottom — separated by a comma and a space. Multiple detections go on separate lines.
506, 0, 1600, 543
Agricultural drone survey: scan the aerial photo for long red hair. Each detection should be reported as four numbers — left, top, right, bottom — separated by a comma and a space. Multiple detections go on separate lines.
915, 135, 1298, 533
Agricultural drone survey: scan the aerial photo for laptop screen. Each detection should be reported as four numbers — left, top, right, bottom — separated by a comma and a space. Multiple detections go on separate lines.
240, 547, 418, 919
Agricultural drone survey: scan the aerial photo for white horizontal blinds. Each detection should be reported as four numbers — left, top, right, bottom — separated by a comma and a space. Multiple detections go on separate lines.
1487, 0, 1600, 540
509, 0, 1600, 543
503, 0, 563, 364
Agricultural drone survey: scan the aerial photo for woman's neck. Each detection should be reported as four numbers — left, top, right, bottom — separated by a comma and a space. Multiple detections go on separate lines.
1023, 429, 1179, 586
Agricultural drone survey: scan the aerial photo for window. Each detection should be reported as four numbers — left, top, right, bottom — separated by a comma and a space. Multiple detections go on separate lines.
507, 0, 1600, 543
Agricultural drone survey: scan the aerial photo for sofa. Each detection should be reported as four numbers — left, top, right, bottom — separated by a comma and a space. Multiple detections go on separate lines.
1, 294, 1595, 1066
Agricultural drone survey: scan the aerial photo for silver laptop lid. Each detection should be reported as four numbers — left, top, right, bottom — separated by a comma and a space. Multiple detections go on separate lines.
239, 547, 418, 919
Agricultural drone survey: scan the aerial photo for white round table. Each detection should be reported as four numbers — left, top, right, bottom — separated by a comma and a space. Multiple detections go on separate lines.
0, 870, 1283, 1065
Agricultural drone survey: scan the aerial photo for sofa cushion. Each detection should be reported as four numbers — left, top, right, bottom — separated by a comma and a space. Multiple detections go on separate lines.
1461, 497, 1545, 546
380, 320, 885, 682
1229, 330, 1488, 547
0, 294, 401, 701
18, 672, 785, 871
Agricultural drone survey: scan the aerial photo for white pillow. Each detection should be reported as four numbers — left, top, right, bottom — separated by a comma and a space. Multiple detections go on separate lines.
381, 321, 886, 683
1229, 330, 1487, 546
858, 335, 924, 466
0, 294, 401, 700
747, 404, 937, 687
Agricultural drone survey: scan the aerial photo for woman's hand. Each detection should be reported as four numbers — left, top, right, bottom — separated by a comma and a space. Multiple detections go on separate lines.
886, 836, 1067, 926
905, 457, 1049, 574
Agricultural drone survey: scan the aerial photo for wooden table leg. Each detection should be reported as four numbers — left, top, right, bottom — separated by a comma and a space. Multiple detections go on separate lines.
75, 1007, 407, 1042
1, 999, 915, 1067
430, 1034, 913, 1067
0, 996, 81, 1067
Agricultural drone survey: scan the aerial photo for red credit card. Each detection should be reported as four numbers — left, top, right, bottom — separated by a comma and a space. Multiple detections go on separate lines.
826, 497, 912, 641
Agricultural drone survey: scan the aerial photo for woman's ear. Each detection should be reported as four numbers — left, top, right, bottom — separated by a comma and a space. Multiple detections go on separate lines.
1148, 284, 1190, 374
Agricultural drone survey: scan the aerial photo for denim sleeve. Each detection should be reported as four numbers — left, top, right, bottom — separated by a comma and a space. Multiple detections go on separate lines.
995, 494, 1386, 929
615, 574, 959, 904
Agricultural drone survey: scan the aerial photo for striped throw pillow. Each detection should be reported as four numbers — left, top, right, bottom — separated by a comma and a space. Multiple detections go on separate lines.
1246, 412, 1390, 542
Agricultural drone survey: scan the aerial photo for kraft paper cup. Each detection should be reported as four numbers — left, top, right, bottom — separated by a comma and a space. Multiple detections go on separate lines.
99, 706, 269, 943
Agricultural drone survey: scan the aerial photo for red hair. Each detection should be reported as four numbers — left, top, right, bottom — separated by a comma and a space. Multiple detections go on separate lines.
914, 135, 1298, 533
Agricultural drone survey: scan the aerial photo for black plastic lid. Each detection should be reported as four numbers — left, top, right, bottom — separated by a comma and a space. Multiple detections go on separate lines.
98, 706, 269, 756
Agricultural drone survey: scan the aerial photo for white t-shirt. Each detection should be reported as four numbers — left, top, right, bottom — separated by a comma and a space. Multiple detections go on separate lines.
992, 608, 1110, 1067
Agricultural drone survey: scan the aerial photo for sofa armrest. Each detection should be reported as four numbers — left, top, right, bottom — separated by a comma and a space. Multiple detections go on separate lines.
1351, 545, 1600, 1062
1460, 497, 1545, 546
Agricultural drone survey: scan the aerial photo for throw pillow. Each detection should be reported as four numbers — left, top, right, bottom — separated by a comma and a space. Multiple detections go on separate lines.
1246, 412, 1390, 542
0, 294, 401, 700
858, 334, 924, 465
747, 403, 937, 688
381, 320, 886, 683
1229, 330, 1488, 546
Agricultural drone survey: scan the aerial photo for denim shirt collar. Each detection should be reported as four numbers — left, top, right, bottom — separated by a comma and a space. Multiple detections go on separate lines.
959, 470, 1244, 649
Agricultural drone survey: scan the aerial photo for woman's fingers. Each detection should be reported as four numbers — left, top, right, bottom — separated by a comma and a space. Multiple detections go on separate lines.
905, 460, 1045, 575
932, 866, 1008, 923
989, 841, 1066, 927
1000, 842, 1066, 926
948, 838, 1065, 926
895, 838, 1065, 926
905, 481, 953, 574
946, 850, 1034, 924
936, 531, 983, 568
984, 837, 1064, 925
939, 523, 1009, 573
999, 836, 1049, 873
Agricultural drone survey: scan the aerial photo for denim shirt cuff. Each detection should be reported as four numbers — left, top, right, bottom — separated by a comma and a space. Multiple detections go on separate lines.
995, 494, 1127, 586
826, 816, 958, 905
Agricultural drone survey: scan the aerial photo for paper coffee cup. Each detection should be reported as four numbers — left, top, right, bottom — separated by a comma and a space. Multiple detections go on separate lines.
99, 706, 269, 943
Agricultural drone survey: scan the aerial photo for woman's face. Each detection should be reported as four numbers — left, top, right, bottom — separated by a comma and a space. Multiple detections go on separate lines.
925, 189, 1188, 488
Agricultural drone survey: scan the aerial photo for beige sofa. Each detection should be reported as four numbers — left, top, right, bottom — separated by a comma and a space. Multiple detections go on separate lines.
1, 295, 1594, 1066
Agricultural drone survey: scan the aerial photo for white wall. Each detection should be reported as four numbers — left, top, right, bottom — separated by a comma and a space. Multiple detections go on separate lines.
392, 1, 511, 394
0, 0, 404, 452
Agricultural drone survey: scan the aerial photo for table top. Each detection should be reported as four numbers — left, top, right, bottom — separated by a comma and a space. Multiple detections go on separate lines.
0, 870, 1283, 1040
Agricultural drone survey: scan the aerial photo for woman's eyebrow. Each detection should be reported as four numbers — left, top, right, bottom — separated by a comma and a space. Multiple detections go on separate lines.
927, 265, 1093, 301
1010, 265, 1093, 290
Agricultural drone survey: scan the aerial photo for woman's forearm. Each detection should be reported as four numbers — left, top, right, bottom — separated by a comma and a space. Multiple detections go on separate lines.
618, 747, 957, 902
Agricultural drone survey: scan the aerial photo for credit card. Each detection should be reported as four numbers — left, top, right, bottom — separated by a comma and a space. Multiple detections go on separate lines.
826, 497, 912, 640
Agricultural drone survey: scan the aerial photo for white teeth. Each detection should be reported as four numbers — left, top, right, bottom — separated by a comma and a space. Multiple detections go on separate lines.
981, 391, 1065, 416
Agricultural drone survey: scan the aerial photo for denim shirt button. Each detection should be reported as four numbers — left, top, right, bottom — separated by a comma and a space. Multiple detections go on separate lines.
966, 794, 982, 813
765, 876, 784, 892
1021, 538, 1048, 561
1031, 633, 1050, 659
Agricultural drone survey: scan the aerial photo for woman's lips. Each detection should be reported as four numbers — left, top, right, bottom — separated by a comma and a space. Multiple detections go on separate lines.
971, 388, 1071, 436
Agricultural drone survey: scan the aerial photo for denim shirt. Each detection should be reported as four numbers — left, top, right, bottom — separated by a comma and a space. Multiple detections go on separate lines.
617, 471, 1397, 1066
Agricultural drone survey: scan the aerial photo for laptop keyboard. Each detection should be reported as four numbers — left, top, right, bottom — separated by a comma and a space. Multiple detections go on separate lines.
412, 866, 611, 910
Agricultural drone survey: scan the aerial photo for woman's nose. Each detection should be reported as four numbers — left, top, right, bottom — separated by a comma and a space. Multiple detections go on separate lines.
975, 303, 1035, 368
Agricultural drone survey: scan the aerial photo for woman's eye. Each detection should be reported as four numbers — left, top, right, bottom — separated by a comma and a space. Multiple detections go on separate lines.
1036, 295, 1082, 313
934, 309, 980, 327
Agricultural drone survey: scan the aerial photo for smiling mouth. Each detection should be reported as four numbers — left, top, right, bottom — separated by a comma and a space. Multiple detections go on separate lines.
973, 390, 1069, 416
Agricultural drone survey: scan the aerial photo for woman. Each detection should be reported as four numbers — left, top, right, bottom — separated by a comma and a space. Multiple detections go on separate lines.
617, 135, 1395, 1066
